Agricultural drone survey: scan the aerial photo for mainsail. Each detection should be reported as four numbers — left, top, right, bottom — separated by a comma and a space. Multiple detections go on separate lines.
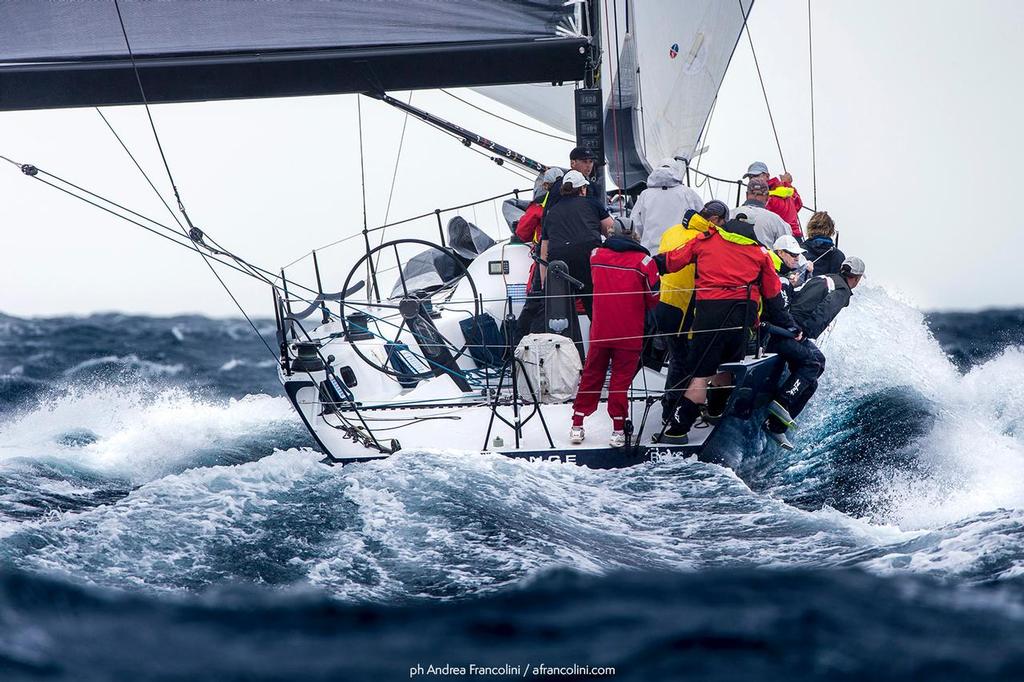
474, 0, 754, 189
0, 0, 588, 110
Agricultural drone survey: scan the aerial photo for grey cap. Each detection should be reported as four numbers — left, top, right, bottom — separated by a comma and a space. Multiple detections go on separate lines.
542, 167, 564, 184
841, 256, 866, 276
611, 215, 636, 237
744, 161, 769, 178
747, 177, 770, 195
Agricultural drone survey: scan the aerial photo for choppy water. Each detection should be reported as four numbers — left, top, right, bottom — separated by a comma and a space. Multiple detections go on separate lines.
0, 292, 1022, 681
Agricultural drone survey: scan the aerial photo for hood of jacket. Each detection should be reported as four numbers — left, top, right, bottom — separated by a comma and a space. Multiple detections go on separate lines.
715, 217, 761, 246
601, 235, 651, 255
686, 212, 714, 234
804, 235, 835, 257
645, 163, 683, 188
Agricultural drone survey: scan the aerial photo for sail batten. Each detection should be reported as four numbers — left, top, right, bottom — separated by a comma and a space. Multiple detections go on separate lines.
0, 0, 587, 111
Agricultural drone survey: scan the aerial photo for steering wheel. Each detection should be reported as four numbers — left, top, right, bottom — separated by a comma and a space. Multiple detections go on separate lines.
339, 239, 482, 381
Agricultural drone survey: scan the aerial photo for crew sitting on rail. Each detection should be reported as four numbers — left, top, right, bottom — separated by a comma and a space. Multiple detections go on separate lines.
762, 256, 866, 450
653, 214, 799, 444
631, 157, 704, 255
655, 199, 730, 427
732, 176, 791, 250
802, 211, 846, 276
538, 169, 613, 320
772, 234, 812, 307
570, 216, 659, 448
744, 161, 804, 240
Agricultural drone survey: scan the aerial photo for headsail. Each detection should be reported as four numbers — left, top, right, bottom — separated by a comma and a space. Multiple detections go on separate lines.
0, 0, 588, 111
473, 0, 755, 189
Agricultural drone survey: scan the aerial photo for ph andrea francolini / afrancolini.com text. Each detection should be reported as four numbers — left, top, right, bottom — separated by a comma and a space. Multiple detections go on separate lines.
409, 663, 616, 677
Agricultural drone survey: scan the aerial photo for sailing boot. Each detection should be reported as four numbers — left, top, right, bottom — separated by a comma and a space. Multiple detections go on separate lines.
763, 421, 794, 451
658, 398, 701, 445
767, 400, 798, 430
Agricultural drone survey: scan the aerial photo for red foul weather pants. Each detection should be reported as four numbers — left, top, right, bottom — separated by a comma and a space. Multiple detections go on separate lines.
572, 344, 641, 430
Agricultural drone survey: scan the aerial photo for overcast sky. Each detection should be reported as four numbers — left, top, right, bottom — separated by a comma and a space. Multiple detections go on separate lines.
2, 1, 1021, 318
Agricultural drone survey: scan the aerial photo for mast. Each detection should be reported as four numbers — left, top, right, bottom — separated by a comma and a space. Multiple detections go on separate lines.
579, 0, 606, 199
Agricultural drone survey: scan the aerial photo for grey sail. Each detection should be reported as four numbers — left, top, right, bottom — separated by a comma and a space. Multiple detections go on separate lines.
0, 0, 587, 111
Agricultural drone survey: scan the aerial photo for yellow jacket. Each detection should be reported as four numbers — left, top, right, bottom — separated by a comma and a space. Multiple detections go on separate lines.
658, 213, 713, 320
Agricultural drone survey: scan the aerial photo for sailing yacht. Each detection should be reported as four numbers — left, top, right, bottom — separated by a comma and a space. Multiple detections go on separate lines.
0, 0, 778, 468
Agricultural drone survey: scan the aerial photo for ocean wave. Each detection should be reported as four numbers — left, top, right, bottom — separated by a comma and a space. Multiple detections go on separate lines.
0, 564, 1021, 682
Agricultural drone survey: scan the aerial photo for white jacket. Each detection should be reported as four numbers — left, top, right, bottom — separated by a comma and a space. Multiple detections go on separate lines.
631, 164, 704, 253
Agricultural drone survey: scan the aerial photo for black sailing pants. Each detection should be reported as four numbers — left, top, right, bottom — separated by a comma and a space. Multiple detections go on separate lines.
766, 336, 826, 432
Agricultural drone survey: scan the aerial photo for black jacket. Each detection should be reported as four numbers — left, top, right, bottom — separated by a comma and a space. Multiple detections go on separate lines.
803, 236, 846, 276
541, 195, 608, 255
790, 274, 853, 339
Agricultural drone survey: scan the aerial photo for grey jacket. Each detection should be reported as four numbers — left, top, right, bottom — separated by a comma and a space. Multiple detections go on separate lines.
731, 200, 790, 250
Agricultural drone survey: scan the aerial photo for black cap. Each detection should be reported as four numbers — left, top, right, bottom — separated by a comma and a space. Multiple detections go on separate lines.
569, 146, 598, 161
702, 200, 729, 220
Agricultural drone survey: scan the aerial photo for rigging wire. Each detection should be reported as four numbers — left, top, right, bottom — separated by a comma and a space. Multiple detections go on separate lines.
807, 0, 819, 209
93, 105, 272, 286
110, 0, 276, 359
355, 95, 382, 302
739, 0, 787, 173
439, 89, 574, 143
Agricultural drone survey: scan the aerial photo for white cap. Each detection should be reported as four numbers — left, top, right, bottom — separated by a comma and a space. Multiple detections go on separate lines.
561, 169, 590, 189
772, 234, 806, 254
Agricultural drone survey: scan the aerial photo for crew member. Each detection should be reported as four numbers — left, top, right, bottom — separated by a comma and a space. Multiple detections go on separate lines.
732, 176, 791, 249
654, 216, 799, 444
744, 161, 804, 240
515, 167, 563, 245
516, 147, 598, 336
570, 217, 659, 448
772, 234, 811, 307
539, 170, 613, 319
656, 200, 729, 425
763, 257, 866, 449
631, 158, 704, 254
802, 211, 846, 275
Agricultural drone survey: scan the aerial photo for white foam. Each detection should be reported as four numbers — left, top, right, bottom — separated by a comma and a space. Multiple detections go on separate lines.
0, 383, 299, 483
61, 354, 184, 377
814, 286, 1024, 529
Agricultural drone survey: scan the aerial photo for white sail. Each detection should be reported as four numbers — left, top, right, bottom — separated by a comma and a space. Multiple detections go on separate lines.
634, 0, 754, 164
474, 0, 754, 187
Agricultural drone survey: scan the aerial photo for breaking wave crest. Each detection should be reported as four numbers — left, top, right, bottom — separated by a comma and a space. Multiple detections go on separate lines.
0, 297, 1022, 678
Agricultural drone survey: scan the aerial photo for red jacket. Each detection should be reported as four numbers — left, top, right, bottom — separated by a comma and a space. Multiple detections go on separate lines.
589, 237, 660, 350
514, 201, 544, 244
664, 220, 782, 305
766, 177, 803, 239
